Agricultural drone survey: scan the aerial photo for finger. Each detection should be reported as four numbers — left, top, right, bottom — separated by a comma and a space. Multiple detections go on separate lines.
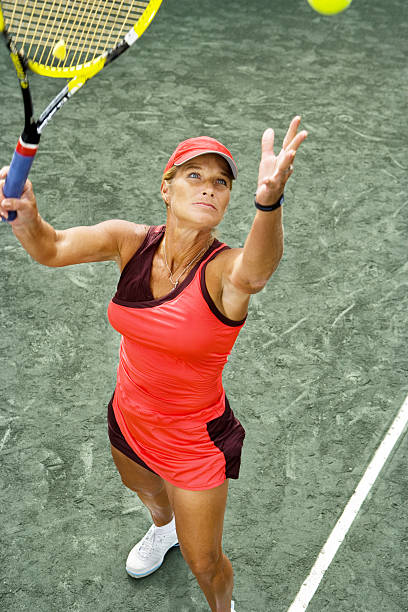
1, 197, 21, 211
0, 190, 7, 219
0, 179, 6, 203
282, 116, 301, 150
21, 178, 33, 198
0, 167, 10, 181
286, 129, 308, 153
281, 161, 294, 173
261, 128, 275, 157
276, 148, 296, 172
0, 193, 14, 221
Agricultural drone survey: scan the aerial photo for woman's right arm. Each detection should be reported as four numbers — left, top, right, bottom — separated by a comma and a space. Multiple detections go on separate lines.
0, 169, 146, 269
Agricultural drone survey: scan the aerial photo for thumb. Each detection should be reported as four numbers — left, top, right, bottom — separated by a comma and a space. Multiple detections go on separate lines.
0, 166, 10, 180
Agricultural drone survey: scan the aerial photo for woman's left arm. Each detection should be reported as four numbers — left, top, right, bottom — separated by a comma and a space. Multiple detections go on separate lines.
229, 116, 308, 292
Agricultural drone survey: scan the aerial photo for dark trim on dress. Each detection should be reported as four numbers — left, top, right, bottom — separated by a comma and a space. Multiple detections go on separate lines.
112, 225, 224, 309
200, 252, 248, 327
117, 223, 153, 282
206, 395, 246, 480
107, 391, 158, 475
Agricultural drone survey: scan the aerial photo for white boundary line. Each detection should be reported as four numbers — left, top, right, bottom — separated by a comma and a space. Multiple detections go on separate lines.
287, 394, 408, 612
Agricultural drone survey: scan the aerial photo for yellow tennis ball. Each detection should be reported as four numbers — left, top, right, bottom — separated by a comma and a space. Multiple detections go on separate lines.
52, 40, 67, 60
307, 0, 352, 15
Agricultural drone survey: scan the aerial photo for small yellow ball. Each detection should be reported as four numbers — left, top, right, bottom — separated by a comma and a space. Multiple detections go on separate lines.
52, 40, 67, 60
307, 0, 353, 15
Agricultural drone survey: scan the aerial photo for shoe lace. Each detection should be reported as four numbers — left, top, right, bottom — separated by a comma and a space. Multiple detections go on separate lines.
138, 527, 170, 560
138, 527, 156, 560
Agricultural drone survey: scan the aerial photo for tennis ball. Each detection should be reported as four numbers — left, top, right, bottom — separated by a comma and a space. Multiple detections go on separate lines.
307, 0, 352, 15
52, 40, 67, 61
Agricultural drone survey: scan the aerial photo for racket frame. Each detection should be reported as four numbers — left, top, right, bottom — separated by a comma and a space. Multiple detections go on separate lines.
0, 0, 163, 221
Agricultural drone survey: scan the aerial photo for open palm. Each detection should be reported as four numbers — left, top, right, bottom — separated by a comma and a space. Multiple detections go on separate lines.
256, 116, 308, 206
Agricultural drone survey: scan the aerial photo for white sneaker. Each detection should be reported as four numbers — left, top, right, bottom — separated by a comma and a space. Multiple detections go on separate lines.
231, 601, 236, 611
126, 522, 179, 578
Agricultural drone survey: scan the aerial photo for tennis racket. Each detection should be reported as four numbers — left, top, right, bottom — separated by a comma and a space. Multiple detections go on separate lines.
0, 0, 163, 223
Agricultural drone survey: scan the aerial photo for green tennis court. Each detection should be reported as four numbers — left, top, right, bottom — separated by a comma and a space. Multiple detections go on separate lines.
1, 0, 406, 610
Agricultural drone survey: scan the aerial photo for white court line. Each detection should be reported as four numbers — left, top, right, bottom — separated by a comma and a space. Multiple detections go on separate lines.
287, 394, 408, 612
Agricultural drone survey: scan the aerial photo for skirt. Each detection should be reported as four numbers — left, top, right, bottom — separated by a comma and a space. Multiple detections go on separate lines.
107, 389, 246, 491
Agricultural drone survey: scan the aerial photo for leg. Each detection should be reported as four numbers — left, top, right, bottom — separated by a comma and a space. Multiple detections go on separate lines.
110, 444, 174, 526
164, 479, 233, 612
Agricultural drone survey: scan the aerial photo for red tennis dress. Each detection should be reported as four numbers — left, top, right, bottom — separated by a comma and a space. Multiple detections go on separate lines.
107, 224, 247, 490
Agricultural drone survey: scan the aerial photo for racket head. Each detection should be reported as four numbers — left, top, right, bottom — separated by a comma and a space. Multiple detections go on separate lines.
0, 0, 163, 79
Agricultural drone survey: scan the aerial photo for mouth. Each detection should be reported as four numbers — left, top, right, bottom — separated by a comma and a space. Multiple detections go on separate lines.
194, 202, 216, 210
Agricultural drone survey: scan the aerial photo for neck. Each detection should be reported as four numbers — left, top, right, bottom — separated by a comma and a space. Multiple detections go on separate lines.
161, 222, 214, 273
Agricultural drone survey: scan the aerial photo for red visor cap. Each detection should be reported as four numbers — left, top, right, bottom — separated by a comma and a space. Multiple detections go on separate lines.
164, 136, 238, 179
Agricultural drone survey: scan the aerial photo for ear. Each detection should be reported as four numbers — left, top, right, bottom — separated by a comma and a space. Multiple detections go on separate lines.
161, 180, 170, 205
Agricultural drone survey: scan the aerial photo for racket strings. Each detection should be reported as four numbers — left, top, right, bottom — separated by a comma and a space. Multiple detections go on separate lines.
2, 0, 150, 69
82, 0, 115, 66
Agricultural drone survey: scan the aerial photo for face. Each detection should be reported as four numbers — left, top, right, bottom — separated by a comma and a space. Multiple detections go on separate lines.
161, 153, 232, 230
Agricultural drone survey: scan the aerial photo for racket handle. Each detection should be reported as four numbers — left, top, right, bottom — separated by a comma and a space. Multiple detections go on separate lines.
1, 137, 39, 223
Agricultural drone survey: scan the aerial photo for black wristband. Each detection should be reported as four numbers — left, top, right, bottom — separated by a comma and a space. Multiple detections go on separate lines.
254, 193, 284, 212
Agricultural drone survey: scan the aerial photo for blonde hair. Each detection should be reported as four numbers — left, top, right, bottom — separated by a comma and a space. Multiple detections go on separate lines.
161, 163, 234, 241
162, 165, 178, 185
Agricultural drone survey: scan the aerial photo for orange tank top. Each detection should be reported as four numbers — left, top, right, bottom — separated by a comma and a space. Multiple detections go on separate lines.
107, 225, 247, 429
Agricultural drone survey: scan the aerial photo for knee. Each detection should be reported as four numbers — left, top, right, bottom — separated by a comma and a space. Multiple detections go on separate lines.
125, 480, 165, 499
183, 549, 223, 578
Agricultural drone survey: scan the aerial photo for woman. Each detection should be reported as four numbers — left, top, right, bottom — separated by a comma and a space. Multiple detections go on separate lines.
0, 116, 307, 612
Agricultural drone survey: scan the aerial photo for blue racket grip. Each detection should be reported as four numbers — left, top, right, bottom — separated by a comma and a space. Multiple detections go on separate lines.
1, 137, 38, 223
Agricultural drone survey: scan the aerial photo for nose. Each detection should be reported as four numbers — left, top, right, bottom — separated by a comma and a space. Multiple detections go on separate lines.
202, 186, 215, 198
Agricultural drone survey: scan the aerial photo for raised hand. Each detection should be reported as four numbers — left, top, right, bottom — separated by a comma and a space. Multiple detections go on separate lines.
255, 116, 308, 207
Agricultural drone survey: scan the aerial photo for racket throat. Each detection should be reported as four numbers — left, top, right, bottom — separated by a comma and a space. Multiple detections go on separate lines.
21, 126, 40, 147
37, 85, 72, 134
21, 93, 40, 145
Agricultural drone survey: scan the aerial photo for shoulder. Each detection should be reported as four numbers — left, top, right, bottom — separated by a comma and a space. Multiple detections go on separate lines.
109, 220, 150, 272
206, 245, 242, 279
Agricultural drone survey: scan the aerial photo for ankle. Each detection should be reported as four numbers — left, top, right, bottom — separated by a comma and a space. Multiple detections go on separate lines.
153, 513, 175, 529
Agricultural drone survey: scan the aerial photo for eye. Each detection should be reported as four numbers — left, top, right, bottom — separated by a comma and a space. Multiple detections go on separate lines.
188, 171, 200, 178
216, 178, 228, 186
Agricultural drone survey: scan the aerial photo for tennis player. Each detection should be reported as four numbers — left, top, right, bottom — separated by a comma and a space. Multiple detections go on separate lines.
0, 116, 307, 612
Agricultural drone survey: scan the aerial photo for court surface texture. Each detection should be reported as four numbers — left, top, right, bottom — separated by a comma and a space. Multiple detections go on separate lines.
0, 0, 406, 610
